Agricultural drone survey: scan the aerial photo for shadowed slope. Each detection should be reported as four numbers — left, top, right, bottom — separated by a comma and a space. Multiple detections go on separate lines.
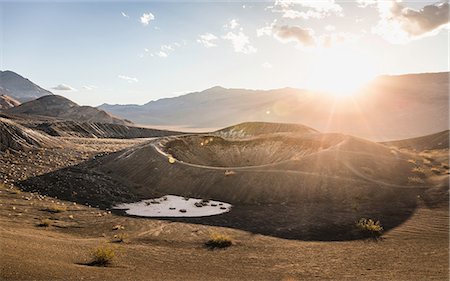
0, 117, 62, 151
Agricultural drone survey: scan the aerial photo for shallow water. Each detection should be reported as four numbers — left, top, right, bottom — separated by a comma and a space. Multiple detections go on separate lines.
113, 195, 232, 217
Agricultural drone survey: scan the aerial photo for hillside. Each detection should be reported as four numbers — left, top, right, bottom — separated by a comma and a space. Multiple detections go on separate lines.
100, 72, 449, 140
0, 70, 52, 102
0, 118, 62, 152
0, 95, 21, 110
383, 130, 449, 151
15, 121, 448, 242
6, 95, 132, 125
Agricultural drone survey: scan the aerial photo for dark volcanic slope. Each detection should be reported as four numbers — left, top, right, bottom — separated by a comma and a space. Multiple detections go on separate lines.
17, 122, 447, 240
0, 117, 61, 151
0, 95, 21, 110
383, 130, 449, 151
6, 95, 132, 125
29, 120, 182, 139
95, 132, 420, 205
0, 70, 52, 102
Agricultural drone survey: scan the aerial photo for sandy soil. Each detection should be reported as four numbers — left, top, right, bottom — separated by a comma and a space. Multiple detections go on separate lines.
0, 183, 448, 281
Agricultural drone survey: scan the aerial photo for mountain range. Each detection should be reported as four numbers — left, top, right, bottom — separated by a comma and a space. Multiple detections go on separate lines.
100, 72, 449, 140
0, 69, 448, 140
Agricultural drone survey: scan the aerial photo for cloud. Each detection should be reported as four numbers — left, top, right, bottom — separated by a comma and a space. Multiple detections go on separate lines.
257, 20, 277, 37
145, 42, 184, 58
370, 0, 449, 43
82, 85, 97, 91
156, 51, 168, 58
274, 25, 316, 47
270, 0, 343, 19
262, 62, 273, 69
51, 84, 76, 91
357, 0, 449, 44
161, 44, 174, 52
258, 22, 357, 48
140, 12, 155, 26
121, 12, 129, 18
197, 33, 219, 48
224, 19, 240, 30
118, 75, 138, 83
222, 19, 257, 54
223, 31, 257, 54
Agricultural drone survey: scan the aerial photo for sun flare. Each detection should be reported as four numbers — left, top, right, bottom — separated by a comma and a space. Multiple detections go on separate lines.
309, 48, 378, 97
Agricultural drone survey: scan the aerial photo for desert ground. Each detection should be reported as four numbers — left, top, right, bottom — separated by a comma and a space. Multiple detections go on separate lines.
0, 117, 448, 280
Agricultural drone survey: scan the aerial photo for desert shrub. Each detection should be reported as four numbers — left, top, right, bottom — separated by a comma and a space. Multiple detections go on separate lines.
408, 176, 425, 184
112, 224, 125, 230
90, 245, 115, 266
356, 218, 383, 239
42, 205, 67, 213
111, 233, 127, 243
205, 233, 233, 249
37, 218, 52, 227
430, 167, 441, 174
411, 166, 428, 177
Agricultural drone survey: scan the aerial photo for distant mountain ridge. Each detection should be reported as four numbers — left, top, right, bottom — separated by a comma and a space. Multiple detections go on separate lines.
100, 72, 449, 140
0, 70, 52, 102
6, 95, 132, 125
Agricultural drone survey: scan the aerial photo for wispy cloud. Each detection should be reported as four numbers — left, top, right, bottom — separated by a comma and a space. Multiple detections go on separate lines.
144, 42, 184, 58
224, 19, 239, 30
222, 19, 257, 54
223, 31, 257, 54
121, 11, 129, 18
51, 84, 76, 91
269, 0, 343, 20
197, 33, 219, 48
118, 75, 138, 83
82, 85, 97, 91
140, 12, 155, 26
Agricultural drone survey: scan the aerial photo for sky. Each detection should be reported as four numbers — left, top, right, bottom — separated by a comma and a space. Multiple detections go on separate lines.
1, 0, 449, 106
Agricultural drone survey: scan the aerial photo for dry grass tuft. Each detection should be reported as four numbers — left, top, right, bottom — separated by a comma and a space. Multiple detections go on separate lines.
42, 205, 67, 213
37, 218, 52, 227
356, 218, 383, 239
205, 233, 233, 249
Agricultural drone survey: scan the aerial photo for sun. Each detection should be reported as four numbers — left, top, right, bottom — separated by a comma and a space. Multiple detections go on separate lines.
308, 48, 378, 97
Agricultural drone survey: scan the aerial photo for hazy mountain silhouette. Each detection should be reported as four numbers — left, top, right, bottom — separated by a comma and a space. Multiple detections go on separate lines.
100, 72, 449, 140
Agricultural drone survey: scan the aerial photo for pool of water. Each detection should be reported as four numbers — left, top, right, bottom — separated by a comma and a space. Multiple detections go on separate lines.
113, 195, 232, 217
